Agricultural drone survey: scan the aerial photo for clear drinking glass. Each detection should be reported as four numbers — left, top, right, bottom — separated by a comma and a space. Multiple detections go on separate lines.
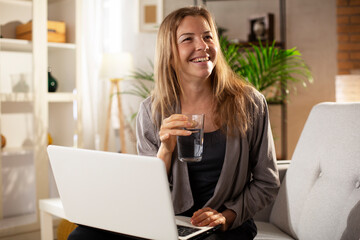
177, 114, 205, 162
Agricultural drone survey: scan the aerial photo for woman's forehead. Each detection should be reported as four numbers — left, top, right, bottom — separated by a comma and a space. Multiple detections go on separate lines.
176, 16, 211, 35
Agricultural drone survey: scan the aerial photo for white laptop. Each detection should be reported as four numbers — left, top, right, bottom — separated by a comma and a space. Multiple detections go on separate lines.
47, 145, 219, 240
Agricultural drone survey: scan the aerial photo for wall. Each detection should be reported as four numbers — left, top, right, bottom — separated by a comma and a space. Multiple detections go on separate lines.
286, 0, 337, 158
121, 0, 337, 158
337, 0, 360, 74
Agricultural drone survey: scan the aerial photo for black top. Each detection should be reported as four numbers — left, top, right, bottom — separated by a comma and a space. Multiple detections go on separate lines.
182, 129, 227, 216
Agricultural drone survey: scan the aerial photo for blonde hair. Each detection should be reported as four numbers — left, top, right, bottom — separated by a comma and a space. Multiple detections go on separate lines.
152, 6, 255, 136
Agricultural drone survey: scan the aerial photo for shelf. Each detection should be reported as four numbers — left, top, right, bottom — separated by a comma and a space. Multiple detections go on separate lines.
198, 0, 260, 5
0, 93, 76, 103
0, 0, 32, 6
0, 93, 33, 102
0, 39, 76, 52
48, 42, 76, 51
1, 147, 34, 157
237, 41, 284, 48
268, 100, 284, 105
47, 92, 76, 102
203, 0, 243, 2
48, 0, 67, 3
0, 38, 32, 52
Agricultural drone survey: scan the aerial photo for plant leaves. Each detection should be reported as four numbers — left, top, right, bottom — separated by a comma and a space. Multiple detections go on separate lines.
219, 38, 313, 100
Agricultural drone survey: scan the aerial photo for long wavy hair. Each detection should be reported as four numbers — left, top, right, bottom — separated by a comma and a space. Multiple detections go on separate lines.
151, 6, 255, 136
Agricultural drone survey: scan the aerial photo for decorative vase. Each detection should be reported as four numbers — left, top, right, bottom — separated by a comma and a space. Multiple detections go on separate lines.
1, 134, 6, 148
12, 73, 30, 93
48, 67, 58, 92
48, 132, 53, 145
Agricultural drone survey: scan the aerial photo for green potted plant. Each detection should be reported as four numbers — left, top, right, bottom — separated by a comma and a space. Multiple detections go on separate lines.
122, 60, 155, 120
220, 36, 313, 103
124, 60, 155, 100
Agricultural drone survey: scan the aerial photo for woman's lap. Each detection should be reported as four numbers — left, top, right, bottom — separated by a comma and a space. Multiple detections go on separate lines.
68, 219, 257, 240
68, 225, 142, 240
204, 218, 257, 240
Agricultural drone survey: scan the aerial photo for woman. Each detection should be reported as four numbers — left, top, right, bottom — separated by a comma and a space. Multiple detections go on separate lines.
136, 6, 280, 240
68, 6, 279, 240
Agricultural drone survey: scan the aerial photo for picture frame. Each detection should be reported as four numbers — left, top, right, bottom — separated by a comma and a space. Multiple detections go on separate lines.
248, 13, 274, 42
139, 0, 163, 32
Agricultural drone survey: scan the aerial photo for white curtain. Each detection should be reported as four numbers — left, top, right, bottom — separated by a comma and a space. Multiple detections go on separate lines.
81, 0, 154, 152
81, 0, 106, 150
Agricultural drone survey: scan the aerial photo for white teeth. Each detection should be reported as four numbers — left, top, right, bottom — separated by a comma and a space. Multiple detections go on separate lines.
191, 57, 209, 63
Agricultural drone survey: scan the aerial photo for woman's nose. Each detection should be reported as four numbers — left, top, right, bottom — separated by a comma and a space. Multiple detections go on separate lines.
195, 38, 209, 51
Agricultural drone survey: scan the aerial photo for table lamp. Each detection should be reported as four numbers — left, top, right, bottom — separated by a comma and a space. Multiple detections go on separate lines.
335, 75, 360, 102
100, 52, 133, 152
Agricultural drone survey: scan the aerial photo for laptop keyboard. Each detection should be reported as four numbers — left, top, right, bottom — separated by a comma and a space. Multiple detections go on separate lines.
177, 225, 201, 237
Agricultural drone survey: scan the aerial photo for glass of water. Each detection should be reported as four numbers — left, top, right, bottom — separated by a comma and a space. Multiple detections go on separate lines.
177, 114, 205, 162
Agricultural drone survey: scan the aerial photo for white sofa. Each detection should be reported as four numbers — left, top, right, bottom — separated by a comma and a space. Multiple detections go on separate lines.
254, 103, 360, 240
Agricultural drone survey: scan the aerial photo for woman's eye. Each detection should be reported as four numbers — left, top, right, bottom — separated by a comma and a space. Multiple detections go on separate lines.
204, 35, 213, 40
183, 37, 192, 42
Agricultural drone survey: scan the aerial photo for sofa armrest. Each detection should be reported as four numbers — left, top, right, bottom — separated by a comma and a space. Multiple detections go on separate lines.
277, 160, 291, 182
253, 160, 290, 222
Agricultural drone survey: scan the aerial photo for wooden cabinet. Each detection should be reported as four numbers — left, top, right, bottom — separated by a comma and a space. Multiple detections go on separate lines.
0, 0, 82, 237
195, 0, 288, 159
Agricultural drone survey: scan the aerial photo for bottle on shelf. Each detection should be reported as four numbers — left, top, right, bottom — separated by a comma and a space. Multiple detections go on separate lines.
48, 67, 58, 92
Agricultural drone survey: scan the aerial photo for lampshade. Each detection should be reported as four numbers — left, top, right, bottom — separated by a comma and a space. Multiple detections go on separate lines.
99, 52, 133, 79
335, 75, 360, 102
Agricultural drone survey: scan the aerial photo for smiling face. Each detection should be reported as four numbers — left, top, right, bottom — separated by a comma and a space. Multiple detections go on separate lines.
175, 16, 218, 84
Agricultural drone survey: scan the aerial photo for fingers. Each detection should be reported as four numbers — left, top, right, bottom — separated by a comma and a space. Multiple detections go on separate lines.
190, 208, 225, 227
161, 114, 193, 130
157, 114, 192, 154
159, 133, 170, 142
159, 128, 192, 138
162, 114, 187, 124
208, 218, 225, 227
159, 115, 193, 141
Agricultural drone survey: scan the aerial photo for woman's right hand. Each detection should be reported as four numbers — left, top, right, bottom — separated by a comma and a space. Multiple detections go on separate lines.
159, 114, 193, 153
157, 114, 193, 173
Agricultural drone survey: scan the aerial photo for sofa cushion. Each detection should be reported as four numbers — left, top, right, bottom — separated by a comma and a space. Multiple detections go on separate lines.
269, 103, 360, 240
254, 221, 294, 239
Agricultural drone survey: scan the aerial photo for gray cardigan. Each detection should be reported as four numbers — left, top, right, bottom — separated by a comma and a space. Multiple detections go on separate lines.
136, 91, 280, 229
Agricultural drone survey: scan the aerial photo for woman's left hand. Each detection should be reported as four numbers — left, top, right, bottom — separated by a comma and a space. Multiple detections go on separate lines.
190, 207, 235, 231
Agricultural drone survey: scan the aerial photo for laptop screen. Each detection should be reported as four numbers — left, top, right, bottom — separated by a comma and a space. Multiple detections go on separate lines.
48, 145, 178, 240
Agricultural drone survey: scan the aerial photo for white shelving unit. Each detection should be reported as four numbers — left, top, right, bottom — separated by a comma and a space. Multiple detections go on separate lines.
0, 0, 82, 237
0, 38, 32, 52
